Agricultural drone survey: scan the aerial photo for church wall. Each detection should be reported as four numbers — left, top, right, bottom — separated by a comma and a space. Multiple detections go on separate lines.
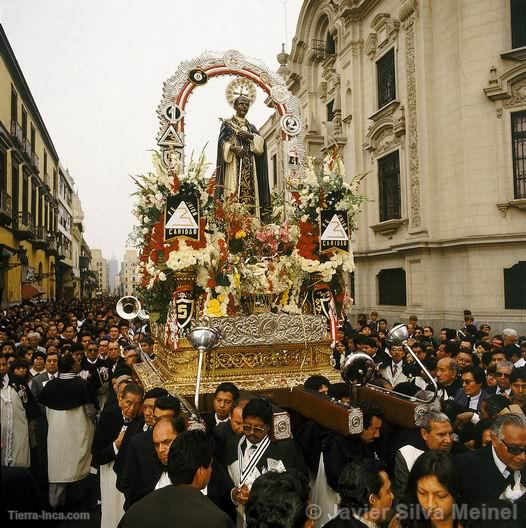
263, 0, 526, 330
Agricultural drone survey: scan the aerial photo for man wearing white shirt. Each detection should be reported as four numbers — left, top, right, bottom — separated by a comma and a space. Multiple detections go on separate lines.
378, 345, 407, 387
31, 352, 59, 401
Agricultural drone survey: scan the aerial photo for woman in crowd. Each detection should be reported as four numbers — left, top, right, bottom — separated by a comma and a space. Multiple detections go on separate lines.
397, 450, 463, 528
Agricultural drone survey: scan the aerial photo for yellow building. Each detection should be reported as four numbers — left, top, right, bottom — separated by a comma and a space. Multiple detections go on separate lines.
0, 24, 59, 304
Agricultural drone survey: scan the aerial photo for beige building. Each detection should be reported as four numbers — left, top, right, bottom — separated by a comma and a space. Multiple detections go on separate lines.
90, 248, 108, 296
119, 249, 138, 297
263, 0, 526, 332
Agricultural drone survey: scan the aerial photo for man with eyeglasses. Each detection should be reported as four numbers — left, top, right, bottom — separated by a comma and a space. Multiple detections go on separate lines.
487, 361, 514, 397
454, 365, 489, 413
456, 413, 526, 520
224, 398, 306, 527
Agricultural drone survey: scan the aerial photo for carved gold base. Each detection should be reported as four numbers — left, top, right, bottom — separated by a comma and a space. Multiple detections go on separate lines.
134, 312, 341, 407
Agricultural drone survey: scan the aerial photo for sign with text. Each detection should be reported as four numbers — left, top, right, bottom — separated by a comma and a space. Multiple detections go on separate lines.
164, 193, 200, 242
319, 210, 350, 253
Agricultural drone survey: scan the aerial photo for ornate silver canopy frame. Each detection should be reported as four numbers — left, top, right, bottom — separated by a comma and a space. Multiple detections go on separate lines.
156, 49, 305, 180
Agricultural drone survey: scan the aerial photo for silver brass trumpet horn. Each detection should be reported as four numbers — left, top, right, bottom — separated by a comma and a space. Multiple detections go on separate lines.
116, 296, 142, 320
385, 324, 438, 403
137, 309, 150, 322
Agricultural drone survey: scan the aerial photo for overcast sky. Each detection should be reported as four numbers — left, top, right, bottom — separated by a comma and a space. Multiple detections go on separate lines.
1, 0, 303, 260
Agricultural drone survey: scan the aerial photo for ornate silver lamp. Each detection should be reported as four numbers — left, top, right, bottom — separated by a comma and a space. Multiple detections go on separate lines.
187, 325, 221, 412
385, 324, 438, 403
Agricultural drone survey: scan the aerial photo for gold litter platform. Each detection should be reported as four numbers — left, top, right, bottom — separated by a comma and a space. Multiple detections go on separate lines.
134, 312, 342, 403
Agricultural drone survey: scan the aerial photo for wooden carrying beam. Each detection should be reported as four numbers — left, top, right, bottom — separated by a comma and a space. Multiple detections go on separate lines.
288, 385, 363, 437
356, 385, 417, 429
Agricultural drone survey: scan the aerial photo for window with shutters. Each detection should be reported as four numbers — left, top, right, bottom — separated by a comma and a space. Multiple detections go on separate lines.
376, 48, 396, 109
378, 150, 401, 221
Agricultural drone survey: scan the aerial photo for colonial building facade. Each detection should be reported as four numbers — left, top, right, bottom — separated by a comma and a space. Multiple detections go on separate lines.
0, 24, 92, 304
265, 0, 526, 331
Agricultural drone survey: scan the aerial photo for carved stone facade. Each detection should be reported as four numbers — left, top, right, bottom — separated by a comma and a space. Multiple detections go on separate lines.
261, 0, 526, 332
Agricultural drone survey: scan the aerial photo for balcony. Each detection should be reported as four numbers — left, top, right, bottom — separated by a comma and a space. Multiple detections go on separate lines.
10, 121, 23, 146
22, 139, 32, 159
0, 189, 12, 225
31, 150, 39, 171
310, 39, 335, 63
13, 212, 35, 239
44, 172, 51, 190
46, 234, 58, 255
32, 226, 48, 249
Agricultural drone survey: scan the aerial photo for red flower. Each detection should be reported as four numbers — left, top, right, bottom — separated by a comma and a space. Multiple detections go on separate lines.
207, 278, 216, 288
186, 217, 207, 250
171, 176, 180, 194
297, 221, 318, 260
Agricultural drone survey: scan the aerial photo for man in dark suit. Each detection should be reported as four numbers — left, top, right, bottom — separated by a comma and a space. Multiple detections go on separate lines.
202, 382, 240, 435
322, 400, 385, 492
224, 398, 306, 525
486, 361, 514, 397
456, 413, 526, 521
118, 430, 234, 528
454, 365, 489, 412
427, 357, 461, 401
117, 396, 182, 508
361, 337, 390, 365
118, 416, 185, 509
92, 382, 143, 527
211, 398, 247, 465
113, 387, 169, 482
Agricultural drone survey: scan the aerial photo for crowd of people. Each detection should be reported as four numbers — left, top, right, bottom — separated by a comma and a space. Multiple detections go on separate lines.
1, 300, 526, 528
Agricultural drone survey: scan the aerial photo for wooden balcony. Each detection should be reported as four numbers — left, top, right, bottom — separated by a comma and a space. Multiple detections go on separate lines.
0, 189, 12, 225
13, 212, 35, 240
32, 226, 48, 249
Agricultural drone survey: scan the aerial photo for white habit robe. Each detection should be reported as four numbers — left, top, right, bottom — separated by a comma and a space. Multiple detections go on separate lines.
47, 405, 94, 483
0, 385, 30, 468
100, 458, 125, 528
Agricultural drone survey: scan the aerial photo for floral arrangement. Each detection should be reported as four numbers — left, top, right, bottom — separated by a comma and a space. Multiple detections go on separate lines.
131, 147, 365, 323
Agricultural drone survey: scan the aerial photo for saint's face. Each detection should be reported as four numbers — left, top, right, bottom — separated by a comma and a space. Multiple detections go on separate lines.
234, 96, 250, 118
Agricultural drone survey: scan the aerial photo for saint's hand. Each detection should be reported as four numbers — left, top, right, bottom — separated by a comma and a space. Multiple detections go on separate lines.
237, 130, 254, 141
231, 145, 246, 158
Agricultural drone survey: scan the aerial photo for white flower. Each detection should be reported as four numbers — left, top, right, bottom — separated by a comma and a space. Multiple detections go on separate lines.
142, 227, 149, 234
158, 272, 167, 281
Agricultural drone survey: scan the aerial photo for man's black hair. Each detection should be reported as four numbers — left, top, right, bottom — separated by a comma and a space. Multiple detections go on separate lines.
167, 430, 212, 485
338, 459, 387, 512
242, 397, 273, 427
361, 337, 377, 348
144, 387, 169, 400
460, 365, 486, 385
155, 394, 181, 415
304, 375, 330, 392
510, 366, 526, 384
58, 354, 75, 373
245, 470, 310, 528
357, 400, 384, 429
215, 382, 240, 400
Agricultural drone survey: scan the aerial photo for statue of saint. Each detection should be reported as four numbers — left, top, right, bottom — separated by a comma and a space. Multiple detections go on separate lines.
215, 79, 270, 219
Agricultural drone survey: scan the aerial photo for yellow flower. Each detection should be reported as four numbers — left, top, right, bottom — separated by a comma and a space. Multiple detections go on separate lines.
206, 298, 223, 317
217, 293, 226, 303
235, 230, 246, 239
232, 273, 240, 289
280, 289, 289, 306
